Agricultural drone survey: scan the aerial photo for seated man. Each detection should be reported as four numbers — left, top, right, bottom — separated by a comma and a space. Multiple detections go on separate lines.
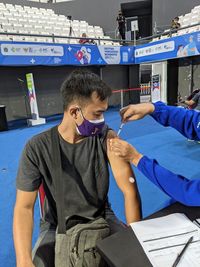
13, 69, 141, 267
183, 89, 200, 111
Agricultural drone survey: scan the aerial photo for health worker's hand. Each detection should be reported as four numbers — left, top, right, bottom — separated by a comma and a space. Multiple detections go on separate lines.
120, 103, 155, 123
109, 138, 143, 167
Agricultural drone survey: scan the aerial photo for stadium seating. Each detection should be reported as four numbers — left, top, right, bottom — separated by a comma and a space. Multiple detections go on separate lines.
0, 2, 118, 45
152, 5, 200, 42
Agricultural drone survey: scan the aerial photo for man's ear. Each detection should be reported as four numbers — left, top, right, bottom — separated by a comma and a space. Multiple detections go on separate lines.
68, 105, 80, 120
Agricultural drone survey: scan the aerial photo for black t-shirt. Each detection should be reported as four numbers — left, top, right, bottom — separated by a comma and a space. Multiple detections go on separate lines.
16, 126, 110, 227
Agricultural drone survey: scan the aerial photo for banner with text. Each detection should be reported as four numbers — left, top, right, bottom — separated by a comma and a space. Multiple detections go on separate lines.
135, 31, 200, 63
0, 42, 135, 66
1, 31, 200, 66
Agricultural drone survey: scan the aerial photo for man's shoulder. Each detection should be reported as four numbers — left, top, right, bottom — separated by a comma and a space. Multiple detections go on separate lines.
27, 126, 56, 151
98, 125, 116, 153
100, 125, 115, 139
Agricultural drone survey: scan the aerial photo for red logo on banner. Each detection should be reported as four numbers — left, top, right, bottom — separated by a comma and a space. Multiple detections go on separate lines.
75, 51, 83, 61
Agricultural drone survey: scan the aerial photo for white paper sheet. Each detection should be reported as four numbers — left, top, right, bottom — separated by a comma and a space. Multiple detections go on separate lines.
131, 213, 200, 267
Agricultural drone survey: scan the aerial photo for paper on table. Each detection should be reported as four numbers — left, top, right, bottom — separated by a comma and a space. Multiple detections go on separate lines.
130, 213, 200, 267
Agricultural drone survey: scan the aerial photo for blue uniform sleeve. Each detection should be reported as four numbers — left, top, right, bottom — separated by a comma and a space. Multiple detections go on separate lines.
137, 156, 200, 206
151, 101, 200, 140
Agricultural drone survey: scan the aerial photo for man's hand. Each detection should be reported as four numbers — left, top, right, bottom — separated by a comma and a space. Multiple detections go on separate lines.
109, 138, 143, 167
120, 103, 155, 123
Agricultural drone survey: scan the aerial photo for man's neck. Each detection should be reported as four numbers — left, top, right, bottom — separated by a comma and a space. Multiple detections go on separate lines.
58, 118, 85, 144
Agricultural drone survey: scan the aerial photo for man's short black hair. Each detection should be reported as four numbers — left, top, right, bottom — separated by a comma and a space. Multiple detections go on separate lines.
61, 69, 112, 110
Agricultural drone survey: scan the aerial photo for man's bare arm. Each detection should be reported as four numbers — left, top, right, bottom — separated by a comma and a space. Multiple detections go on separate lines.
184, 99, 195, 106
13, 189, 38, 267
106, 131, 141, 224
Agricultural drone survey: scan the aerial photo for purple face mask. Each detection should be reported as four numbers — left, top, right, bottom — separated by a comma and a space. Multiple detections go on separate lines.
76, 109, 105, 137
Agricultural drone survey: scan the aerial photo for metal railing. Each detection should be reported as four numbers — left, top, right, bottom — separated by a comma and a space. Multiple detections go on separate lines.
136, 22, 200, 45
0, 20, 199, 46
0, 31, 133, 45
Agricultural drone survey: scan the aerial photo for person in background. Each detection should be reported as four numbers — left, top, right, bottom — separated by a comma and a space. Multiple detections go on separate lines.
109, 101, 200, 206
79, 33, 96, 45
178, 89, 200, 142
116, 10, 126, 41
171, 16, 181, 30
181, 89, 200, 111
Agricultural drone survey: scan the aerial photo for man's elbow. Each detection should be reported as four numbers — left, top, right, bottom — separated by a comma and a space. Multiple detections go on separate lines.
124, 191, 142, 216
13, 202, 34, 225
124, 190, 141, 206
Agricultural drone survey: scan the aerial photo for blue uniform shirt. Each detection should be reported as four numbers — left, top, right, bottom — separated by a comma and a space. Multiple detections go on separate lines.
137, 101, 200, 206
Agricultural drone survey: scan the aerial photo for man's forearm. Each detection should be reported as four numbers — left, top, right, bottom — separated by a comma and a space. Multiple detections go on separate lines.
13, 206, 34, 267
124, 192, 141, 224
184, 100, 191, 106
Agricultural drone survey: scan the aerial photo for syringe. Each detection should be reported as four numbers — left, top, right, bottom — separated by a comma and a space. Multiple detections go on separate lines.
117, 123, 125, 136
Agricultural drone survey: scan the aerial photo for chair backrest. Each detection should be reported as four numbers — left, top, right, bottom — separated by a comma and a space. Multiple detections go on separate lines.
38, 183, 46, 218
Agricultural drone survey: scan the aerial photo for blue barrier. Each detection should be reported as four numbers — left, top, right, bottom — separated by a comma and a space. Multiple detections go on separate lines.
0, 42, 135, 66
135, 31, 200, 63
0, 31, 200, 66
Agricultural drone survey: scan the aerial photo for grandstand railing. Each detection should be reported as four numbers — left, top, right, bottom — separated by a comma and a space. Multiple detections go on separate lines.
0, 30, 134, 45
136, 22, 200, 45
0, 20, 199, 46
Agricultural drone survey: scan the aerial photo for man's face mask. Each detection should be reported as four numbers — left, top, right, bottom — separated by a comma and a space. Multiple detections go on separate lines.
76, 108, 105, 137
